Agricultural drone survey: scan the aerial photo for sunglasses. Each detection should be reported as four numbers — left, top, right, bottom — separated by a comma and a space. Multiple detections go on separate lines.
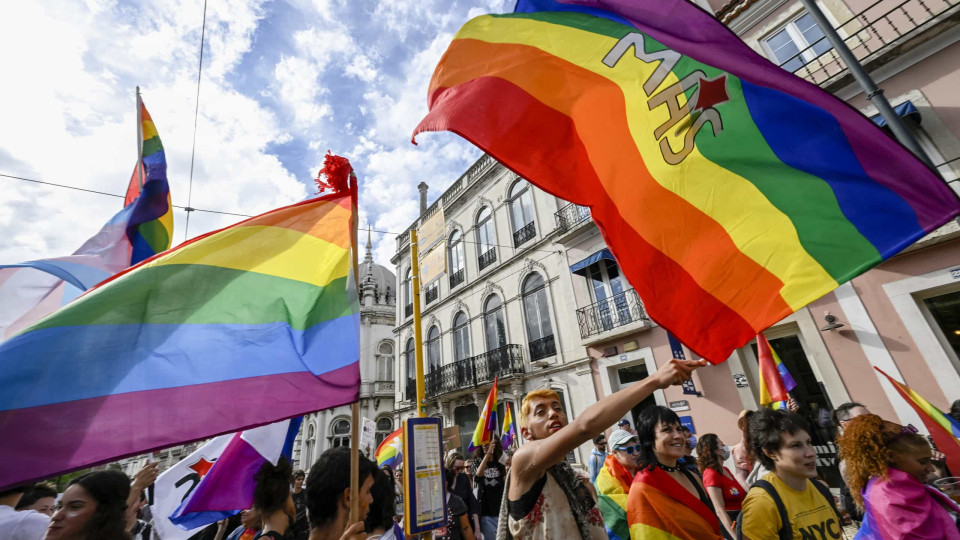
454, 466, 465, 471
615, 444, 641, 455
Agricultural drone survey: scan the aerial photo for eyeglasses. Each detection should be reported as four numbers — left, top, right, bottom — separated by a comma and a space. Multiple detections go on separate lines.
615, 444, 641, 455
453, 466, 465, 472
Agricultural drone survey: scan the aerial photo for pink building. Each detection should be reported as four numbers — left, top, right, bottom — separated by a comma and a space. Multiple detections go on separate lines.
563, 0, 960, 477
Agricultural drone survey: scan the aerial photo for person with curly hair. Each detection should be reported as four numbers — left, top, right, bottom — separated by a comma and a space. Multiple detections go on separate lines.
738, 408, 842, 540
627, 406, 723, 539
45, 470, 131, 540
253, 456, 297, 539
15, 483, 57, 517
696, 433, 744, 537
837, 414, 960, 539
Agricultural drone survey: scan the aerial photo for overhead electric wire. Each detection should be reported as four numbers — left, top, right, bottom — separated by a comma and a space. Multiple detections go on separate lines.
183, 0, 209, 242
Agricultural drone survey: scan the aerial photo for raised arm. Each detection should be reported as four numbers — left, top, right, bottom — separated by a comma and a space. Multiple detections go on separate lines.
510, 358, 703, 496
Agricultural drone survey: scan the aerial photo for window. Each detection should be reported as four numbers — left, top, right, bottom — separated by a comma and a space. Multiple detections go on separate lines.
484, 295, 507, 351
509, 181, 536, 246
377, 341, 394, 381
476, 207, 497, 270
304, 423, 316, 467
425, 283, 439, 304
449, 230, 465, 288
924, 290, 960, 359
522, 274, 555, 360
375, 417, 394, 446
453, 311, 471, 362
403, 268, 413, 318
586, 259, 630, 330
331, 418, 351, 448
762, 12, 832, 72
405, 338, 416, 398
427, 326, 441, 372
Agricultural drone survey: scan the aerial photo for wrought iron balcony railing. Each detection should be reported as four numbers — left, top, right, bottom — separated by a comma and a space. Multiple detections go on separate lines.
424, 345, 525, 398
449, 268, 465, 289
529, 335, 557, 361
513, 222, 537, 247
478, 248, 497, 271
576, 289, 650, 339
780, 0, 960, 88
404, 304, 413, 318
555, 203, 592, 233
425, 285, 439, 305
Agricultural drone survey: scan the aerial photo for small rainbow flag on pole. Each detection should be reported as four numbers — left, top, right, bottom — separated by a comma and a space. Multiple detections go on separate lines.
469, 377, 498, 452
376, 428, 403, 470
758, 334, 796, 407
0, 190, 360, 489
412, 0, 960, 362
126, 88, 173, 265
875, 367, 960, 475
501, 402, 516, 450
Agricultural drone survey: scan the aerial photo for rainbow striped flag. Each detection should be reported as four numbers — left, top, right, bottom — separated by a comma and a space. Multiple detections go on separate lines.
501, 401, 516, 450
0, 193, 360, 489
757, 334, 797, 407
469, 377, 498, 452
126, 93, 173, 265
595, 455, 632, 540
413, 0, 960, 362
376, 428, 403, 470
875, 367, 960, 475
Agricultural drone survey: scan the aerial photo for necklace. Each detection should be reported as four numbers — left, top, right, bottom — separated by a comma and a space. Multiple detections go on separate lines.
656, 461, 681, 473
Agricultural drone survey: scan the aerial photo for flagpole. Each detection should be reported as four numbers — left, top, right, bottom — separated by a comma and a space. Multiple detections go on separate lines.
798, 0, 937, 171
135, 87, 144, 190
349, 173, 361, 525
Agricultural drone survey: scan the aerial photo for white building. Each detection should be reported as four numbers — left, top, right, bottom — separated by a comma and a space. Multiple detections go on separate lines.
391, 156, 602, 465
292, 230, 399, 471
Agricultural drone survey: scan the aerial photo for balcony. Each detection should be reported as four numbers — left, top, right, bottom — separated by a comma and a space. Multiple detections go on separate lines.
781, 0, 960, 89
576, 289, 651, 339
528, 335, 557, 361
424, 345, 525, 399
513, 222, 536, 247
555, 203, 592, 234
478, 248, 497, 271
449, 268, 465, 289
374, 381, 395, 395
425, 285, 439, 305
404, 303, 413, 318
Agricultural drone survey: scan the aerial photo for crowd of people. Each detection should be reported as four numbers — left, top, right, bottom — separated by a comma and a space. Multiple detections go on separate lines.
3, 358, 960, 540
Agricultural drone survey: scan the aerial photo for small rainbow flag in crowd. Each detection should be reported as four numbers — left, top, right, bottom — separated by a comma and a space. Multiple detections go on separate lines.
126, 90, 173, 265
413, 0, 960, 362
0, 191, 360, 489
469, 377, 498, 452
758, 334, 796, 407
875, 367, 960, 475
376, 428, 403, 470
501, 402, 516, 450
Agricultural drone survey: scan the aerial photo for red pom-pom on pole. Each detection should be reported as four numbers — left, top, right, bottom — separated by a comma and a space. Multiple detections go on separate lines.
315, 151, 354, 195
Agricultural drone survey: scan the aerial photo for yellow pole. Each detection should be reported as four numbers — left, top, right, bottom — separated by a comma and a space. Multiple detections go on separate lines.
410, 230, 427, 418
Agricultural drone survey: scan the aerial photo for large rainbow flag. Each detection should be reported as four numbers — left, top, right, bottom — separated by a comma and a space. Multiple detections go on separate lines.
0, 193, 360, 489
413, 0, 960, 362
468, 377, 498, 452
757, 334, 797, 407
875, 367, 960, 475
125, 92, 174, 264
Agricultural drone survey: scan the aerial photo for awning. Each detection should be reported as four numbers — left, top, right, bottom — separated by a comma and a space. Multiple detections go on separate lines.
570, 248, 616, 276
869, 100, 921, 128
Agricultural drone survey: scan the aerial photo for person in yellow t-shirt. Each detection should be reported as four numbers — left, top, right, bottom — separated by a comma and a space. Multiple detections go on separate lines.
739, 408, 844, 540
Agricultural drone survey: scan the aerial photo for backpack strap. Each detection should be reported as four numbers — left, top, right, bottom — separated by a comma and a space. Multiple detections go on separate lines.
810, 479, 842, 523
752, 480, 792, 540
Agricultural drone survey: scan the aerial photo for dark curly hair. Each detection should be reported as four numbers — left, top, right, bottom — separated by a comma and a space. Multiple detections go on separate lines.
254, 455, 293, 514
696, 433, 723, 474
837, 414, 930, 509
364, 468, 396, 534
15, 482, 57, 510
636, 405, 682, 471
68, 470, 131, 540
749, 408, 810, 470
306, 447, 377, 528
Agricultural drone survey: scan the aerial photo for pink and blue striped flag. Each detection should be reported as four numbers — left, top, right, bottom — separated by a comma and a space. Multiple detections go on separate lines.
0, 189, 360, 489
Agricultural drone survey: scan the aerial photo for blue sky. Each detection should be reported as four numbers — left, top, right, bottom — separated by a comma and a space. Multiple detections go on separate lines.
0, 0, 511, 269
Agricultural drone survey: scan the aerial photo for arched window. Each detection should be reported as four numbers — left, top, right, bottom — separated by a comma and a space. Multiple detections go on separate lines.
476, 207, 497, 270
403, 268, 413, 318
453, 311, 471, 362
304, 423, 316, 467
523, 274, 556, 360
405, 338, 415, 398
376, 417, 394, 446
427, 326, 441, 372
484, 295, 507, 351
377, 341, 394, 381
449, 230, 465, 288
509, 181, 536, 246
331, 418, 351, 447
